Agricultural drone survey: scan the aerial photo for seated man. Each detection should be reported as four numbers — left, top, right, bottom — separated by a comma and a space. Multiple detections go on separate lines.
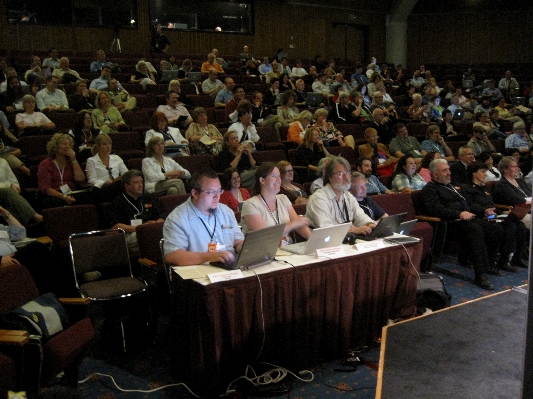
355, 156, 393, 195
35, 75, 69, 111
418, 159, 503, 290
279, 57, 291, 75
467, 126, 497, 156
450, 146, 475, 185
51, 57, 81, 83
42, 47, 60, 74
312, 73, 332, 102
107, 170, 164, 252
350, 63, 369, 86
89, 65, 124, 94
306, 156, 377, 237
265, 60, 281, 84
410, 70, 425, 89
201, 69, 224, 98
421, 125, 455, 162
498, 70, 519, 96
388, 123, 427, 162
163, 168, 244, 266
505, 121, 531, 156
201, 53, 224, 75
294, 79, 307, 106
350, 171, 388, 221
257, 56, 272, 76
239, 45, 256, 65
446, 94, 463, 118
226, 85, 246, 123
156, 90, 192, 128
211, 48, 227, 68
0, 67, 28, 93
495, 98, 524, 124
214, 77, 235, 109
290, 60, 307, 79
481, 80, 503, 103
105, 78, 136, 113
263, 77, 282, 107
474, 96, 493, 115
90, 50, 118, 74
67, 79, 96, 112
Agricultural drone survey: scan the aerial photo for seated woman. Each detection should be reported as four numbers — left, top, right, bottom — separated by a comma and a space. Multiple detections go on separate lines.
312, 108, 355, 148
296, 126, 330, 181
277, 160, 308, 205
15, 94, 55, 136
68, 111, 98, 163
142, 136, 190, 196
476, 151, 500, 182
131, 61, 157, 88
37, 133, 87, 209
391, 155, 426, 194
474, 111, 507, 140
0, 118, 29, 176
351, 84, 371, 106
91, 92, 127, 134
287, 110, 313, 144
215, 131, 257, 190
367, 72, 383, 98
0, 158, 41, 224
241, 162, 311, 244
219, 167, 251, 212
145, 111, 189, 158
185, 107, 223, 155
86, 133, 128, 203
227, 108, 260, 152
167, 54, 179, 70
418, 151, 441, 183
279, 73, 295, 93
276, 90, 299, 124
358, 127, 397, 177
1, 76, 25, 112
438, 109, 466, 141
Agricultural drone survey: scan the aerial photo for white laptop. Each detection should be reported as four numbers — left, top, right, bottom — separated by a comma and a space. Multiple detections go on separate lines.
282, 223, 351, 255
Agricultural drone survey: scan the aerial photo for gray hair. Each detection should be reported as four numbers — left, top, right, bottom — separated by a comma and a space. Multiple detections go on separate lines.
324, 156, 351, 185
412, 93, 422, 101
498, 156, 518, 173
513, 121, 526, 130
429, 158, 447, 174
338, 91, 351, 101
350, 171, 366, 181
22, 94, 36, 106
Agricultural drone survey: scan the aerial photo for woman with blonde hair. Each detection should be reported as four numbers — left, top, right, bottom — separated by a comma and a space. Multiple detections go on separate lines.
142, 136, 190, 196
91, 92, 126, 133
312, 108, 355, 148
287, 110, 313, 144
131, 61, 156, 88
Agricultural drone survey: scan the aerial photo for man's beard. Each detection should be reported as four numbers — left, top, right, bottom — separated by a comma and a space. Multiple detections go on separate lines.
331, 181, 351, 192
363, 170, 372, 178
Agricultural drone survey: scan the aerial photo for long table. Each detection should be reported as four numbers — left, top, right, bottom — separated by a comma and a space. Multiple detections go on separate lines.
171, 241, 422, 395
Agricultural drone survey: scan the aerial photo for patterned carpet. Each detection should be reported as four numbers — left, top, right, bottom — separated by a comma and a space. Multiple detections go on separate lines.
33, 255, 529, 399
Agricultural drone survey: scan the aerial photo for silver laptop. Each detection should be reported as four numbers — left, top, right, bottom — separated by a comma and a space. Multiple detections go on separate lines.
211, 223, 285, 270
355, 212, 407, 241
384, 219, 420, 244
306, 92, 323, 107
282, 223, 351, 255
187, 71, 203, 83
160, 70, 178, 83
453, 109, 465, 120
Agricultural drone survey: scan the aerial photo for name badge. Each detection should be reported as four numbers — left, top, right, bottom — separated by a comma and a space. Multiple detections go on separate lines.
216, 243, 226, 251
131, 219, 142, 226
208, 242, 217, 252
413, 150, 422, 156
60, 184, 70, 194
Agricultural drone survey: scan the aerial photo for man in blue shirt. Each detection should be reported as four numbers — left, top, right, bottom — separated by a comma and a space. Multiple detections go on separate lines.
355, 157, 392, 195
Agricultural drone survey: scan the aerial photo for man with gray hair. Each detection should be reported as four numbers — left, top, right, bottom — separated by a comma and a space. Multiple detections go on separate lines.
306, 156, 377, 236
504, 121, 531, 155
418, 158, 502, 290
328, 91, 360, 124
349, 171, 388, 221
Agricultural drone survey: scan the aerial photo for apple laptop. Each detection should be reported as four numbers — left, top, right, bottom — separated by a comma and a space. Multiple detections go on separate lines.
452, 109, 465, 120
160, 70, 178, 83
210, 223, 286, 270
355, 212, 407, 241
306, 92, 323, 107
187, 71, 203, 83
282, 223, 351, 255
384, 219, 420, 244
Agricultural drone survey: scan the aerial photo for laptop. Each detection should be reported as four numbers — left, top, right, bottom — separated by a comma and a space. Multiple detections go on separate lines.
306, 92, 323, 107
211, 223, 286, 270
160, 70, 178, 83
354, 212, 407, 241
511, 97, 526, 106
452, 109, 465, 120
462, 80, 473, 88
187, 71, 203, 83
500, 204, 530, 222
383, 219, 420, 244
282, 223, 351, 255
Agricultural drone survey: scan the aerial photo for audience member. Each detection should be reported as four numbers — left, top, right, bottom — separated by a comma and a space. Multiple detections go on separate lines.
68, 79, 95, 112
91, 92, 126, 133
90, 50, 117, 74
219, 167, 250, 212
265, 60, 281, 84
42, 48, 60, 73
287, 110, 313, 144
498, 70, 519, 96
214, 77, 235, 109
35, 75, 69, 111
1, 76, 25, 112
418, 151, 442, 182
277, 160, 308, 205
156, 90, 192, 128
216, 131, 257, 189
290, 60, 308, 79
150, 25, 171, 53
15, 94, 55, 135
51, 57, 80, 83
24, 55, 44, 84
389, 123, 426, 161
328, 91, 360, 125
201, 53, 224, 74
505, 122, 531, 155
391, 155, 427, 193
68, 111, 97, 163
350, 171, 388, 221
130, 61, 156, 88
227, 108, 260, 152
296, 127, 330, 181
467, 126, 497, 156
258, 56, 272, 76
263, 77, 282, 107
185, 107, 224, 155
277, 90, 300, 124
313, 108, 354, 148
145, 111, 189, 158
481, 79, 503, 102
105, 78, 136, 113
477, 151, 501, 182
421, 125, 454, 162
201, 70, 224, 97
355, 156, 392, 194
450, 146, 476, 185
358, 127, 397, 177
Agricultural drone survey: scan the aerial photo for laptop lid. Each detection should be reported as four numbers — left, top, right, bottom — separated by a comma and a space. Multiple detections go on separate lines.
396, 219, 417, 236
187, 72, 203, 83
462, 80, 473, 88
511, 97, 526, 106
367, 212, 407, 239
306, 92, 323, 107
292, 223, 351, 255
453, 109, 464, 120
160, 70, 178, 83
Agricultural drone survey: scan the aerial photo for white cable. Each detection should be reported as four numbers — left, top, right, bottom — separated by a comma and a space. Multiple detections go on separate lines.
78, 372, 201, 397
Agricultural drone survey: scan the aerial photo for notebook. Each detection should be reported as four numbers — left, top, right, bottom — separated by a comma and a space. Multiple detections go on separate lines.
282, 223, 351, 255
210, 223, 286, 270
160, 70, 178, 83
187, 71, 203, 83
384, 219, 420, 244
354, 212, 407, 241
306, 92, 323, 107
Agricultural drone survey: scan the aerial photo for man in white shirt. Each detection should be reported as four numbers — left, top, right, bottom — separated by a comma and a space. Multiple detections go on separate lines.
35, 75, 69, 111
290, 60, 308, 79
156, 90, 192, 127
201, 70, 224, 97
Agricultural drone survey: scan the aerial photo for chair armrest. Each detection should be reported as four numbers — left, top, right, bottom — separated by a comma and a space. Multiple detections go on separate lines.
58, 297, 90, 306
36, 236, 53, 245
495, 204, 512, 212
0, 330, 29, 347
415, 215, 441, 222
138, 258, 158, 268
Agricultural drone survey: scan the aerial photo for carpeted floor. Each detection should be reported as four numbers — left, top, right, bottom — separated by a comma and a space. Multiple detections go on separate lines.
32, 255, 529, 399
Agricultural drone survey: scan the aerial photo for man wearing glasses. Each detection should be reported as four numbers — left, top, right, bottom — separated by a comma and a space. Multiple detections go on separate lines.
505, 122, 532, 156
306, 157, 377, 237
163, 169, 244, 266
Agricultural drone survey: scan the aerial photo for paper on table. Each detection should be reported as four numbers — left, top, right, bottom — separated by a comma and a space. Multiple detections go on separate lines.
172, 265, 228, 279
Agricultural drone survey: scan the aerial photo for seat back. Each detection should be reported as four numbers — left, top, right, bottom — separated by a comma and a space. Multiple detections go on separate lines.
0, 263, 39, 314
69, 229, 132, 284
43, 205, 100, 248
159, 194, 190, 218
372, 193, 416, 220
136, 221, 164, 264
159, 238, 173, 294
253, 150, 287, 164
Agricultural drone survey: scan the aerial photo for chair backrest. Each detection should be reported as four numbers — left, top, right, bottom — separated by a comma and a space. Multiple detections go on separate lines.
159, 194, 190, 218
485, 180, 498, 193
0, 263, 39, 314
43, 204, 100, 247
173, 154, 214, 175
159, 238, 173, 294
253, 150, 287, 164
292, 203, 307, 216
69, 229, 132, 281
136, 221, 164, 264
372, 193, 416, 220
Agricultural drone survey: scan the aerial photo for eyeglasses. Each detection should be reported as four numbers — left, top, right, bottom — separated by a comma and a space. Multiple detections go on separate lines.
333, 171, 349, 178
284, 169, 294, 173
197, 189, 224, 196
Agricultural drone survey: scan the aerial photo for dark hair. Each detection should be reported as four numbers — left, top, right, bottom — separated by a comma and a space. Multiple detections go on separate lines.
4, 76, 24, 103
253, 162, 277, 195
46, 75, 58, 82
75, 111, 92, 130
442, 109, 452, 118
269, 77, 279, 85
393, 123, 407, 133
476, 151, 493, 163
221, 167, 239, 190
355, 156, 371, 170
232, 84, 244, 94
281, 90, 296, 106
420, 151, 439, 170
466, 162, 487, 180
190, 168, 219, 192
122, 169, 143, 189
391, 155, 415, 182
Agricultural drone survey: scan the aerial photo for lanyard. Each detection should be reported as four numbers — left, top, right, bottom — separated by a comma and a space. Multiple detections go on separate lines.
260, 194, 279, 224
53, 160, 65, 186
123, 194, 143, 218
334, 195, 350, 223
359, 201, 374, 219
161, 129, 176, 143
199, 214, 217, 242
